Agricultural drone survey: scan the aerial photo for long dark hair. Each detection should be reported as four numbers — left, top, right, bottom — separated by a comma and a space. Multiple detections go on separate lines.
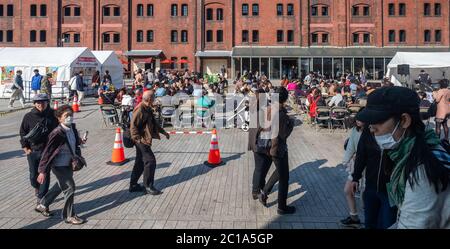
399, 112, 449, 193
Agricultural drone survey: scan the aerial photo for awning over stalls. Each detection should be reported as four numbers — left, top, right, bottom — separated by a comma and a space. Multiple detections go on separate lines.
231, 46, 450, 57
195, 51, 232, 57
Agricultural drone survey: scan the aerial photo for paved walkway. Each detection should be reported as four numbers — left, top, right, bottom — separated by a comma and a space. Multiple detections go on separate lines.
0, 100, 360, 229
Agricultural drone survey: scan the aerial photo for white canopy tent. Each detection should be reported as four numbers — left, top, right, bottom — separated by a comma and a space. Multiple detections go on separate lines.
387, 52, 450, 87
92, 51, 124, 87
0, 47, 100, 99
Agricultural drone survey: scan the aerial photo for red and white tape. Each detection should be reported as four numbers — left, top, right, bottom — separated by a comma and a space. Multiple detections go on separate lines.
168, 131, 214, 135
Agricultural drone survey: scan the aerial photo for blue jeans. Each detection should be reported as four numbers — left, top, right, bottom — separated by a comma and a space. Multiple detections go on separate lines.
363, 185, 398, 229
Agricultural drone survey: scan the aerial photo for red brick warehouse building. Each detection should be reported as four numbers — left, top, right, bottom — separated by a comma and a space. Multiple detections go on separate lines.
0, 0, 449, 80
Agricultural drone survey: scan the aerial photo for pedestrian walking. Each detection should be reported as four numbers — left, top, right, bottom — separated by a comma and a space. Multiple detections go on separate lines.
355, 86, 450, 229
19, 94, 58, 209
433, 80, 450, 142
129, 90, 170, 195
76, 71, 86, 105
257, 87, 296, 215
35, 105, 86, 225
31, 69, 43, 95
8, 70, 25, 108
40, 73, 54, 102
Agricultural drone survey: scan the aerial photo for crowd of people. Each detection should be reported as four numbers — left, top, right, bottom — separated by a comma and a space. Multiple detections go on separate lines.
15, 63, 449, 228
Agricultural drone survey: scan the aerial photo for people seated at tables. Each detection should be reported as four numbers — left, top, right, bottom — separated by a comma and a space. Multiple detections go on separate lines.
155, 82, 166, 97
328, 88, 344, 107
196, 89, 216, 125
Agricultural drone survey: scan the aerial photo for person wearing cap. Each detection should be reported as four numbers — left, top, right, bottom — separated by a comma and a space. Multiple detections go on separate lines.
353, 86, 450, 229
40, 73, 54, 101
19, 94, 59, 210
31, 69, 43, 95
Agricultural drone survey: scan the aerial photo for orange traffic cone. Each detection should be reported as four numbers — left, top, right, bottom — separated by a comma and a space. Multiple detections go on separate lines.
98, 96, 104, 105
204, 129, 224, 167
53, 100, 59, 110
107, 128, 130, 166
72, 95, 80, 113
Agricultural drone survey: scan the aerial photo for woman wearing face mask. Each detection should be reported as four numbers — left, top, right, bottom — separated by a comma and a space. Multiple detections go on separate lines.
35, 105, 86, 225
354, 87, 450, 229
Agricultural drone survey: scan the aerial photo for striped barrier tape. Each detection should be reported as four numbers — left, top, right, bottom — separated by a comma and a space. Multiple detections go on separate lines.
168, 131, 214, 135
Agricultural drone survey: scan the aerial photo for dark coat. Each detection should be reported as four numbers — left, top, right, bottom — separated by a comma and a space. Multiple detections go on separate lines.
130, 103, 168, 146
352, 126, 394, 193
19, 107, 59, 151
269, 106, 294, 157
76, 75, 85, 91
38, 124, 82, 174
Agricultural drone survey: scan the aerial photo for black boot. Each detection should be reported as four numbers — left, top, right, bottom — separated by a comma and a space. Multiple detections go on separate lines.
277, 205, 296, 215
145, 186, 162, 195
129, 184, 146, 193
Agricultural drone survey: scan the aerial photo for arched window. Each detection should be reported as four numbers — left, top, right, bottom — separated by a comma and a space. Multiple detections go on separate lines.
311, 31, 330, 44
217, 8, 223, 20
137, 30, 144, 42
30, 30, 37, 42
171, 4, 178, 16
311, 4, 329, 17
352, 4, 370, 16
64, 5, 81, 17
137, 4, 144, 17
181, 4, 188, 16
352, 32, 371, 44
181, 30, 188, 42
103, 32, 120, 43
103, 5, 120, 17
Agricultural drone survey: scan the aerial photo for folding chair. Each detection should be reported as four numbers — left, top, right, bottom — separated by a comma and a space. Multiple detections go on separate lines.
100, 105, 120, 128
178, 105, 194, 129
330, 107, 348, 130
195, 108, 212, 128
160, 105, 177, 127
315, 107, 331, 132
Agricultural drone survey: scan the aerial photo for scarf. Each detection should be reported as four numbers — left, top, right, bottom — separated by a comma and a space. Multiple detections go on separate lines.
386, 129, 441, 207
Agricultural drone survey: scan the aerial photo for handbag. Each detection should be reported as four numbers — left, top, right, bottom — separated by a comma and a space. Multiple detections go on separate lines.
122, 126, 135, 148
24, 118, 49, 144
256, 128, 272, 154
66, 137, 87, 172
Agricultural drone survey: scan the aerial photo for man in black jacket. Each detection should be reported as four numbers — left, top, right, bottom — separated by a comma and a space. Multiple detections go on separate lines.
351, 127, 397, 229
19, 94, 59, 209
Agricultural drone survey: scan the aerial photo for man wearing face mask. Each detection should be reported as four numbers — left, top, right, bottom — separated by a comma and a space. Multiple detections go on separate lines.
353, 86, 450, 229
130, 90, 170, 195
19, 94, 59, 210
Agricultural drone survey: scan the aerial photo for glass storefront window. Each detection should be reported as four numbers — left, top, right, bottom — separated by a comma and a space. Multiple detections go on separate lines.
270, 58, 281, 80
333, 58, 343, 79
233, 58, 241, 79
300, 58, 310, 80
251, 58, 260, 74
364, 58, 374, 80
375, 58, 384, 80
313, 58, 322, 74
242, 58, 251, 73
282, 58, 298, 79
354, 58, 363, 77
261, 58, 269, 78
344, 58, 353, 75
323, 58, 332, 79
384, 58, 392, 75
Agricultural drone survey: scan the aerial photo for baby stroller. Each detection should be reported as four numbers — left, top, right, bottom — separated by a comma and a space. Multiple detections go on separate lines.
227, 96, 250, 132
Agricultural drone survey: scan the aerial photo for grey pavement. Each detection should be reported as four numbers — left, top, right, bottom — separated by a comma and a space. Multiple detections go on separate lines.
0, 99, 362, 229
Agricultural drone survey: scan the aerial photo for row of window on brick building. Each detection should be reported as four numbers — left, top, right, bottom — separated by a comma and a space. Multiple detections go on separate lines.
0, 3, 444, 18
0, 3, 446, 44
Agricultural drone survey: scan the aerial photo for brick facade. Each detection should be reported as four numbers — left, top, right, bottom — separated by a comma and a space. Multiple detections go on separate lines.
0, 0, 449, 74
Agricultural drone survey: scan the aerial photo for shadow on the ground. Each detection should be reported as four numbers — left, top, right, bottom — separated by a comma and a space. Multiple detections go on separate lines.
155, 153, 244, 189
21, 153, 244, 229
0, 150, 24, 160
0, 134, 19, 140
259, 158, 354, 229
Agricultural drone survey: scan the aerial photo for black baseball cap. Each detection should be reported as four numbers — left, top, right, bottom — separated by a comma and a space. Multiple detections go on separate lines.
356, 86, 420, 125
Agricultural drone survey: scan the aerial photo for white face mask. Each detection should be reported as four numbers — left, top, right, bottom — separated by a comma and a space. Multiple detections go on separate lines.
374, 121, 406, 150
63, 116, 73, 126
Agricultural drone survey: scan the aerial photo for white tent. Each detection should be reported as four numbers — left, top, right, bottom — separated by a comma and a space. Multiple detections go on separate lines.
387, 52, 450, 87
0, 47, 100, 99
92, 51, 124, 88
